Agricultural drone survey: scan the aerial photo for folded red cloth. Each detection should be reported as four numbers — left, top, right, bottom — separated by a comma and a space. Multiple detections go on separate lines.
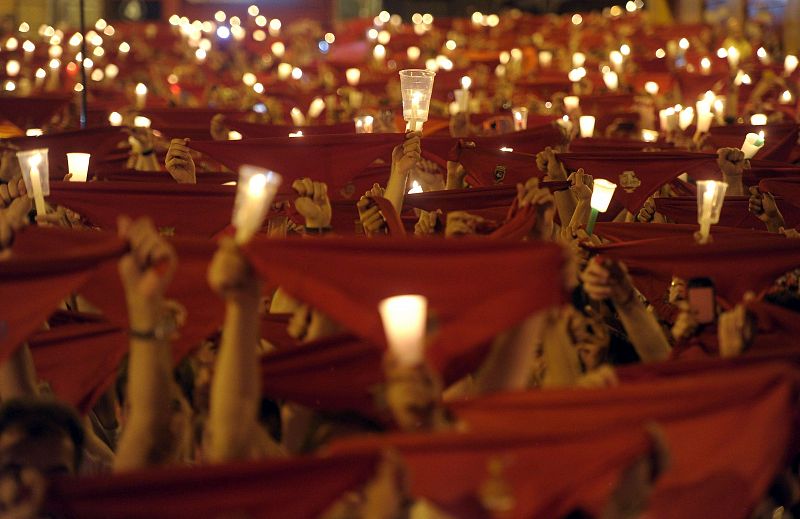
654, 195, 800, 229
0, 94, 72, 130
706, 123, 798, 163
760, 177, 800, 211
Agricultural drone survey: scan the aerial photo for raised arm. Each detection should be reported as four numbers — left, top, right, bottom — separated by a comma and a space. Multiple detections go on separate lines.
206, 237, 265, 462
114, 216, 178, 471
581, 258, 671, 362
537, 147, 577, 227
384, 132, 421, 214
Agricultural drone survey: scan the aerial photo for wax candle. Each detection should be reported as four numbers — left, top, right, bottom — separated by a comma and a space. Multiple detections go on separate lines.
66, 152, 90, 182
135, 82, 147, 109
512, 107, 528, 131
579, 115, 595, 138
740, 132, 765, 159
378, 294, 428, 367
232, 166, 282, 244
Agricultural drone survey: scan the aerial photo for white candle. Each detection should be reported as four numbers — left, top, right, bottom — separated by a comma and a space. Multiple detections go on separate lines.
781, 90, 793, 104
355, 115, 374, 134
233, 166, 282, 244
66, 152, 90, 182
579, 115, 595, 138
308, 97, 325, 119
609, 50, 623, 73
379, 294, 428, 367
410, 91, 421, 131
678, 107, 694, 130
563, 95, 580, 112
135, 82, 147, 109
785, 55, 799, 76
603, 71, 619, 91
572, 52, 586, 68
590, 179, 617, 212
277, 63, 292, 80
750, 113, 768, 126
726, 46, 740, 68
644, 81, 659, 95
696, 111, 714, 134
512, 107, 528, 131
538, 50, 552, 68
290, 107, 305, 126
741, 132, 765, 159
407, 46, 421, 61
228, 131, 243, 140
345, 68, 361, 86
641, 129, 659, 142
133, 116, 151, 128
700, 57, 711, 75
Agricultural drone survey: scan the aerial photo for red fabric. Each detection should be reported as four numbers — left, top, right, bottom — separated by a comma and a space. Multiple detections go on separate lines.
190, 133, 399, 188
593, 222, 749, 243
329, 425, 652, 518
743, 166, 800, 187
80, 236, 223, 362
489, 200, 537, 241
261, 333, 384, 416
227, 120, 356, 138
557, 151, 719, 212
48, 182, 236, 237
453, 147, 540, 187
760, 177, 800, 210
404, 182, 571, 214
654, 196, 800, 230
369, 196, 406, 236
28, 321, 127, 414
95, 168, 239, 185
0, 227, 126, 362
9, 127, 128, 180
706, 123, 799, 162
243, 237, 566, 382
0, 94, 71, 130
589, 231, 800, 305
674, 71, 728, 104
45, 452, 380, 519
453, 361, 800, 519
569, 137, 674, 153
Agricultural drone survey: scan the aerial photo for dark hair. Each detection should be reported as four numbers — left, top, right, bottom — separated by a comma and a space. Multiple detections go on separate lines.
0, 398, 85, 470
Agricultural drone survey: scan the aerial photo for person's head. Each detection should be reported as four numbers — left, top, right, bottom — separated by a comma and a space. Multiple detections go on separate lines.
0, 398, 84, 477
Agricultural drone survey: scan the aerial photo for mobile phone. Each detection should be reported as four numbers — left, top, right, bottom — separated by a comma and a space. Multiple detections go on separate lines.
687, 277, 716, 324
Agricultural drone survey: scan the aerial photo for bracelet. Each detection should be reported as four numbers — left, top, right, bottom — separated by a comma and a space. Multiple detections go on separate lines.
128, 328, 160, 342
304, 226, 332, 235
141, 148, 155, 156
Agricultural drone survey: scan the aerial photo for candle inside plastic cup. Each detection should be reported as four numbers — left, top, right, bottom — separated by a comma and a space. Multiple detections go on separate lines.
66, 152, 90, 182
379, 294, 428, 368
399, 69, 436, 131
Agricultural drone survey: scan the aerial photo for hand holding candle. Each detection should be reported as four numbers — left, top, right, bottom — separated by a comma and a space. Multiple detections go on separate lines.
232, 166, 282, 244
400, 69, 435, 132
741, 131, 765, 159
16, 148, 49, 216
379, 294, 428, 368
696, 180, 728, 243
586, 178, 616, 235
511, 107, 528, 131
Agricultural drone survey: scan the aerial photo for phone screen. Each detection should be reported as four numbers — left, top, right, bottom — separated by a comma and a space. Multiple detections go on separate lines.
688, 286, 715, 324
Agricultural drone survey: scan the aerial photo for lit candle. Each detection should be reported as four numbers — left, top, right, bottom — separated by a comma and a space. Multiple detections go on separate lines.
133, 116, 151, 128
538, 50, 552, 68
695, 100, 714, 134
288, 131, 304, 138
563, 95, 580, 112
511, 107, 528, 131
277, 63, 292, 80
696, 180, 728, 242
678, 107, 694, 131
378, 294, 428, 367
26, 129, 42, 137
232, 166, 282, 244
587, 178, 617, 235
781, 90, 793, 104
308, 97, 325, 119
373, 44, 386, 61
603, 71, 619, 91
757, 47, 770, 65
108, 111, 123, 126
66, 152, 90, 182
355, 115, 374, 133
740, 131, 765, 159
407, 46, 421, 62
16, 149, 49, 216
785, 55, 799, 76
579, 115, 595, 138
400, 69, 435, 132
750, 113, 768, 126
455, 75, 471, 113
228, 131, 243, 140
346, 68, 361, 87
609, 50, 623, 73
407, 180, 423, 194
644, 81, 659, 96
700, 57, 711, 75
726, 46, 740, 68
572, 52, 586, 68
641, 129, 659, 142
135, 83, 147, 110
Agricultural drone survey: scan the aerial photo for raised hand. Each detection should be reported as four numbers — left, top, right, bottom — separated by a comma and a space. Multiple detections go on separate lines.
567, 168, 593, 203
207, 236, 260, 302
716, 147, 747, 195
748, 186, 785, 232
117, 216, 177, 330
718, 300, 754, 358
580, 257, 636, 307
445, 210, 485, 238
536, 146, 567, 181
209, 113, 229, 141
357, 195, 387, 237
0, 197, 31, 251
391, 131, 421, 175
517, 177, 556, 239
292, 178, 331, 230
165, 138, 196, 184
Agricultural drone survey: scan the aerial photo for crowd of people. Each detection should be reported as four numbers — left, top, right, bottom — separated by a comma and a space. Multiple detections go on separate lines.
0, 2, 799, 518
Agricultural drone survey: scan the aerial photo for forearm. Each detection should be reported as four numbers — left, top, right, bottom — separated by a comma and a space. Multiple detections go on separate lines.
208, 295, 261, 462
0, 343, 39, 399
615, 299, 671, 362
553, 191, 577, 227
568, 200, 591, 232
473, 313, 545, 394
384, 168, 408, 214
541, 316, 583, 387
723, 174, 745, 196
135, 153, 160, 172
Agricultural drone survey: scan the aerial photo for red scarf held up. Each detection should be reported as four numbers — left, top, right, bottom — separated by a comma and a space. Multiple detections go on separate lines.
48, 181, 237, 237
760, 177, 800, 211
0, 226, 126, 364
654, 195, 800, 229
45, 452, 380, 519
706, 123, 799, 163
453, 361, 800, 519
588, 230, 800, 306
242, 236, 567, 383
0, 94, 72, 131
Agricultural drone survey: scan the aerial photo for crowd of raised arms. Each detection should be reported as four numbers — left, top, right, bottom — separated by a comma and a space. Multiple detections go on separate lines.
1, 2, 800, 518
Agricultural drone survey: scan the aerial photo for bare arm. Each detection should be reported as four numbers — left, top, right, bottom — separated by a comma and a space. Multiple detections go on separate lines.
114, 217, 178, 471
206, 237, 264, 462
384, 132, 421, 214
